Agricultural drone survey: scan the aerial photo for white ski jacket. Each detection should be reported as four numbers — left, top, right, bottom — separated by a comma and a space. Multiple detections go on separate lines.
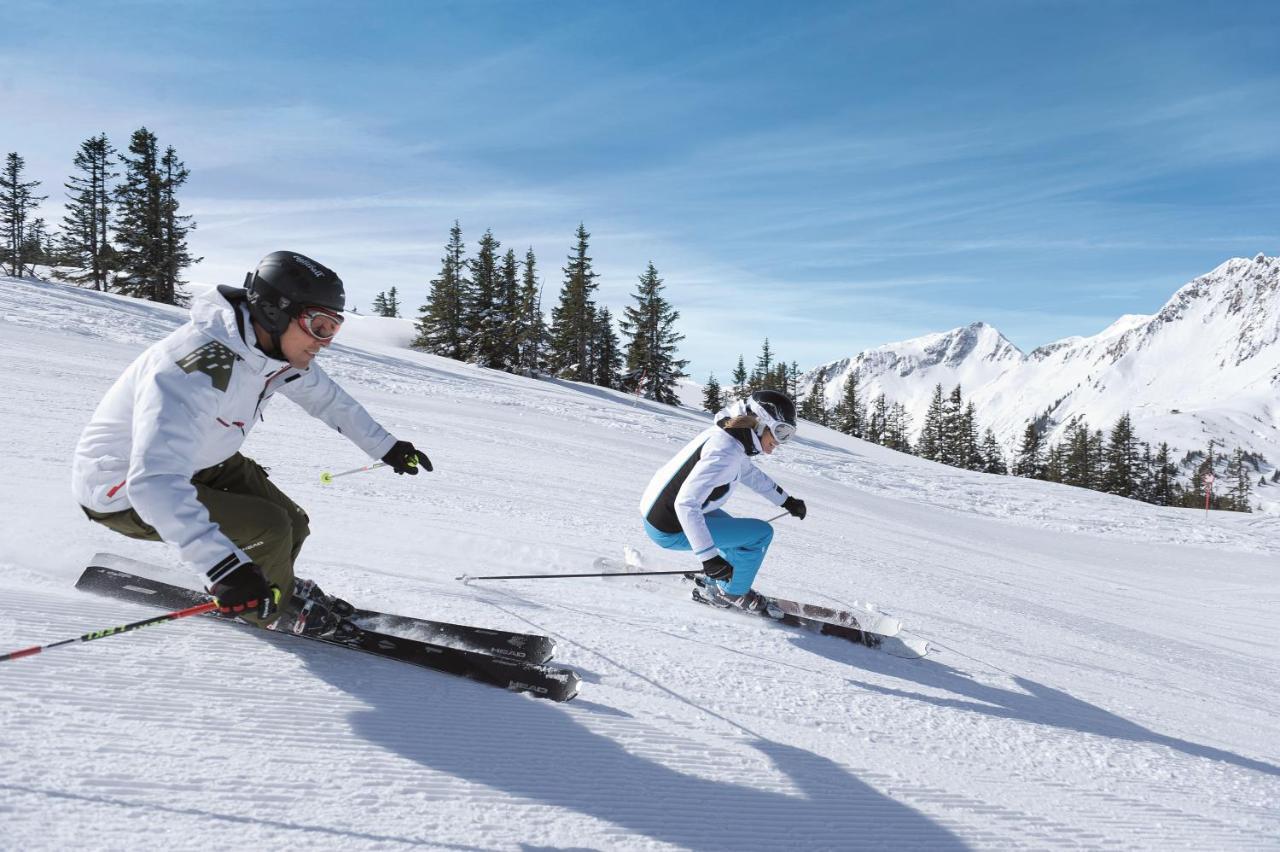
640, 424, 790, 562
71, 287, 397, 586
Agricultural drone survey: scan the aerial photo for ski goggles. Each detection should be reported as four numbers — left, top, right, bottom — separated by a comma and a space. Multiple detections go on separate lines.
296, 306, 344, 341
769, 421, 796, 444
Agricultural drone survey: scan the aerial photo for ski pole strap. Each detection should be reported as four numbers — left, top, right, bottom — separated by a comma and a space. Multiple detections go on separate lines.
0, 601, 218, 663
458, 569, 694, 582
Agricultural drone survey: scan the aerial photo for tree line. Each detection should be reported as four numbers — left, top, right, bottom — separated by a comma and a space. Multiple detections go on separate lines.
410, 221, 688, 404
1, 130, 198, 304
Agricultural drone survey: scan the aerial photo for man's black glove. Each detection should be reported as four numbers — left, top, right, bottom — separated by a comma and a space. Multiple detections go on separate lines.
702, 555, 735, 581
382, 440, 432, 475
782, 496, 807, 520
209, 561, 280, 620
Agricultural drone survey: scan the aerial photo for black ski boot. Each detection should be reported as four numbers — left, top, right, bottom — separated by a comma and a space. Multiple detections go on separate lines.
280, 578, 356, 637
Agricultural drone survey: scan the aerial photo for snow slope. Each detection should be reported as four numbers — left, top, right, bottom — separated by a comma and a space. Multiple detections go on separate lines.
803, 255, 1280, 468
1, 277, 1277, 850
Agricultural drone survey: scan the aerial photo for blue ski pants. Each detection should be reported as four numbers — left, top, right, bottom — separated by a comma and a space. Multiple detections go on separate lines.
643, 509, 774, 596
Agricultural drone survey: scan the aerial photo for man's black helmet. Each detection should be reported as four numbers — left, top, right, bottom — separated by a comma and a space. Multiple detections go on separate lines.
244, 251, 345, 336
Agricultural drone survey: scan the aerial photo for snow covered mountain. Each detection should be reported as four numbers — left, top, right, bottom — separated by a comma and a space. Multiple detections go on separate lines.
803, 255, 1280, 462
1, 275, 1277, 849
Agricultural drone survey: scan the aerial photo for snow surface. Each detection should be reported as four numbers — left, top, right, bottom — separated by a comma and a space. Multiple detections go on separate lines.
1, 276, 1277, 850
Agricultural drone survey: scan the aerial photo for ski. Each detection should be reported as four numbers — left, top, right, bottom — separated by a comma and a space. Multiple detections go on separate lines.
85, 553, 556, 663
690, 585, 929, 659
75, 565, 580, 702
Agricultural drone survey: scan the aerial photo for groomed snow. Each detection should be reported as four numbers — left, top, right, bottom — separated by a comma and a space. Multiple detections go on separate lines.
1, 277, 1277, 850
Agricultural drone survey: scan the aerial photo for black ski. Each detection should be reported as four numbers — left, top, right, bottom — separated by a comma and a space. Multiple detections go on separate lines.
85, 554, 556, 663
76, 565, 580, 701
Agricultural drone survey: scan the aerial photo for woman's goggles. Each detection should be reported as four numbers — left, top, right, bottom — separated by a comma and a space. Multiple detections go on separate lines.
769, 421, 796, 443
296, 306, 344, 341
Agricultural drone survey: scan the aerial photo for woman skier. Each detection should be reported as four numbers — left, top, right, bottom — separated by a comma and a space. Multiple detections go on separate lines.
639, 390, 807, 614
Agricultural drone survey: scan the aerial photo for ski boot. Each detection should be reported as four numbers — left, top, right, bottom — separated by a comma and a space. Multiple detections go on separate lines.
279, 578, 356, 637
691, 578, 784, 620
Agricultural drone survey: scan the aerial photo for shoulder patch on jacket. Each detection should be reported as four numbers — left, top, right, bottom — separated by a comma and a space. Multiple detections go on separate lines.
176, 341, 236, 392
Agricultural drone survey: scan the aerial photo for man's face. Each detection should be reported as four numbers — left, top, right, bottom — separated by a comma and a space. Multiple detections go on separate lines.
278, 310, 339, 369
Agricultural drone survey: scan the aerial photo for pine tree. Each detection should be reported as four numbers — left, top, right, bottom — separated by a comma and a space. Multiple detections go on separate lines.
619, 262, 688, 405
514, 246, 546, 375
940, 385, 965, 466
1088, 429, 1106, 491
1225, 447, 1253, 512
731, 356, 748, 400
701, 370, 721, 411
414, 221, 469, 359
592, 306, 622, 389
866, 393, 889, 445
788, 361, 801, 400
495, 248, 521, 369
371, 291, 390, 316
466, 229, 504, 368
918, 384, 946, 462
113, 128, 167, 302
1044, 442, 1065, 482
1013, 422, 1044, 478
156, 145, 197, 305
548, 224, 600, 381
799, 368, 829, 425
60, 134, 117, 290
980, 428, 1007, 474
831, 370, 865, 438
1102, 413, 1140, 498
750, 339, 776, 392
386, 285, 401, 318
1, 152, 47, 277
885, 402, 912, 452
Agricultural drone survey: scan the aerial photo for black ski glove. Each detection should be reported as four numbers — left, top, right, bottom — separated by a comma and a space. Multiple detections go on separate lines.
782, 496, 807, 520
210, 561, 280, 620
382, 440, 432, 475
702, 555, 735, 581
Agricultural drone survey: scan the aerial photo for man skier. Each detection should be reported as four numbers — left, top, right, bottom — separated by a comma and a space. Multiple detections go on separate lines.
639, 390, 807, 615
71, 251, 430, 635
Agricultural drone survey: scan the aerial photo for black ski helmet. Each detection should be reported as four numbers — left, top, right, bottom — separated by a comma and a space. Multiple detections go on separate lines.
244, 251, 345, 338
746, 390, 797, 441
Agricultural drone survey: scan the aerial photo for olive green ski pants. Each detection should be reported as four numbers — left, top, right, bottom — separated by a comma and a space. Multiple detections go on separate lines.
82, 453, 310, 625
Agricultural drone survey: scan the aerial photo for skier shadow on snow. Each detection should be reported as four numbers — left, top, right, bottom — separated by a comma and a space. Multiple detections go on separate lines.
794, 637, 1280, 779
299, 653, 967, 851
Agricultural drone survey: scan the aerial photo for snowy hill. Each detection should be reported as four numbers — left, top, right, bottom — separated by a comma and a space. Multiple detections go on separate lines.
1, 276, 1277, 849
803, 255, 1280, 465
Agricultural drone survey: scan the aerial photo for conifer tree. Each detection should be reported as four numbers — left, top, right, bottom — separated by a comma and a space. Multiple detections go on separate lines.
1, 152, 47, 277
466, 229, 504, 368
113, 128, 167, 302
414, 221, 469, 359
1148, 442, 1177, 506
799, 368, 829, 425
548, 224, 600, 381
1044, 442, 1065, 482
730, 356, 748, 400
788, 361, 801, 399
619, 261, 688, 405
157, 145, 197, 305
866, 393, 888, 445
496, 248, 521, 369
831, 370, 866, 438
371, 291, 390, 316
702, 373, 724, 414
1013, 422, 1044, 478
885, 402, 912, 452
918, 384, 946, 462
1225, 447, 1253, 512
60, 134, 117, 290
1103, 413, 1140, 498
940, 385, 965, 466
980, 428, 1007, 474
750, 339, 775, 392
592, 306, 623, 389
514, 246, 547, 374
386, 286, 401, 318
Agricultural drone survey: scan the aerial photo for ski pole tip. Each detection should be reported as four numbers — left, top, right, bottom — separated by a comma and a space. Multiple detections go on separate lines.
456, 574, 472, 584
319, 471, 334, 485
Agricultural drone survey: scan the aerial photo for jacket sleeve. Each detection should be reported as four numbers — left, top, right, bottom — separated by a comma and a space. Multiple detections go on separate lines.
672, 443, 740, 561
740, 461, 789, 507
278, 363, 398, 460
125, 361, 249, 587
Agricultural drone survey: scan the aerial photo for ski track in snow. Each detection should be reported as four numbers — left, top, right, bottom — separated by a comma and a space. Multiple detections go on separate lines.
1, 277, 1278, 850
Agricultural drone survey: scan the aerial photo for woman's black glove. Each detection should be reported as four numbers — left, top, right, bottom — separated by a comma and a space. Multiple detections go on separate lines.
382, 440, 432, 475
782, 496, 807, 520
209, 561, 280, 620
702, 555, 735, 581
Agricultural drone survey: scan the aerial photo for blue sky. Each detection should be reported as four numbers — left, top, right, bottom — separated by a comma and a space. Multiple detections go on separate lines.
6, 0, 1279, 380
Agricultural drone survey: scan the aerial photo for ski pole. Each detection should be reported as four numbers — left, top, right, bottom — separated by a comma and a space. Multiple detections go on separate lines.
320, 461, 387, 484
0, 601, 218, 663
459, 569, 694, 583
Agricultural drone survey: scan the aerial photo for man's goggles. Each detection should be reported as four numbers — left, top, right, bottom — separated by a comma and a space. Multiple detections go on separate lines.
297, 306, 344, 341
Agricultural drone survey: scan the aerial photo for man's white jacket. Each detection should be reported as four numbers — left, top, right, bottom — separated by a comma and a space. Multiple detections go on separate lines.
71, 287, 396, 586
639, 424, 790, 562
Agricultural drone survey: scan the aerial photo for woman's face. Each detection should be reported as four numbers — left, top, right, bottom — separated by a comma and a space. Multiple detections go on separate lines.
761, 428, 778, 455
